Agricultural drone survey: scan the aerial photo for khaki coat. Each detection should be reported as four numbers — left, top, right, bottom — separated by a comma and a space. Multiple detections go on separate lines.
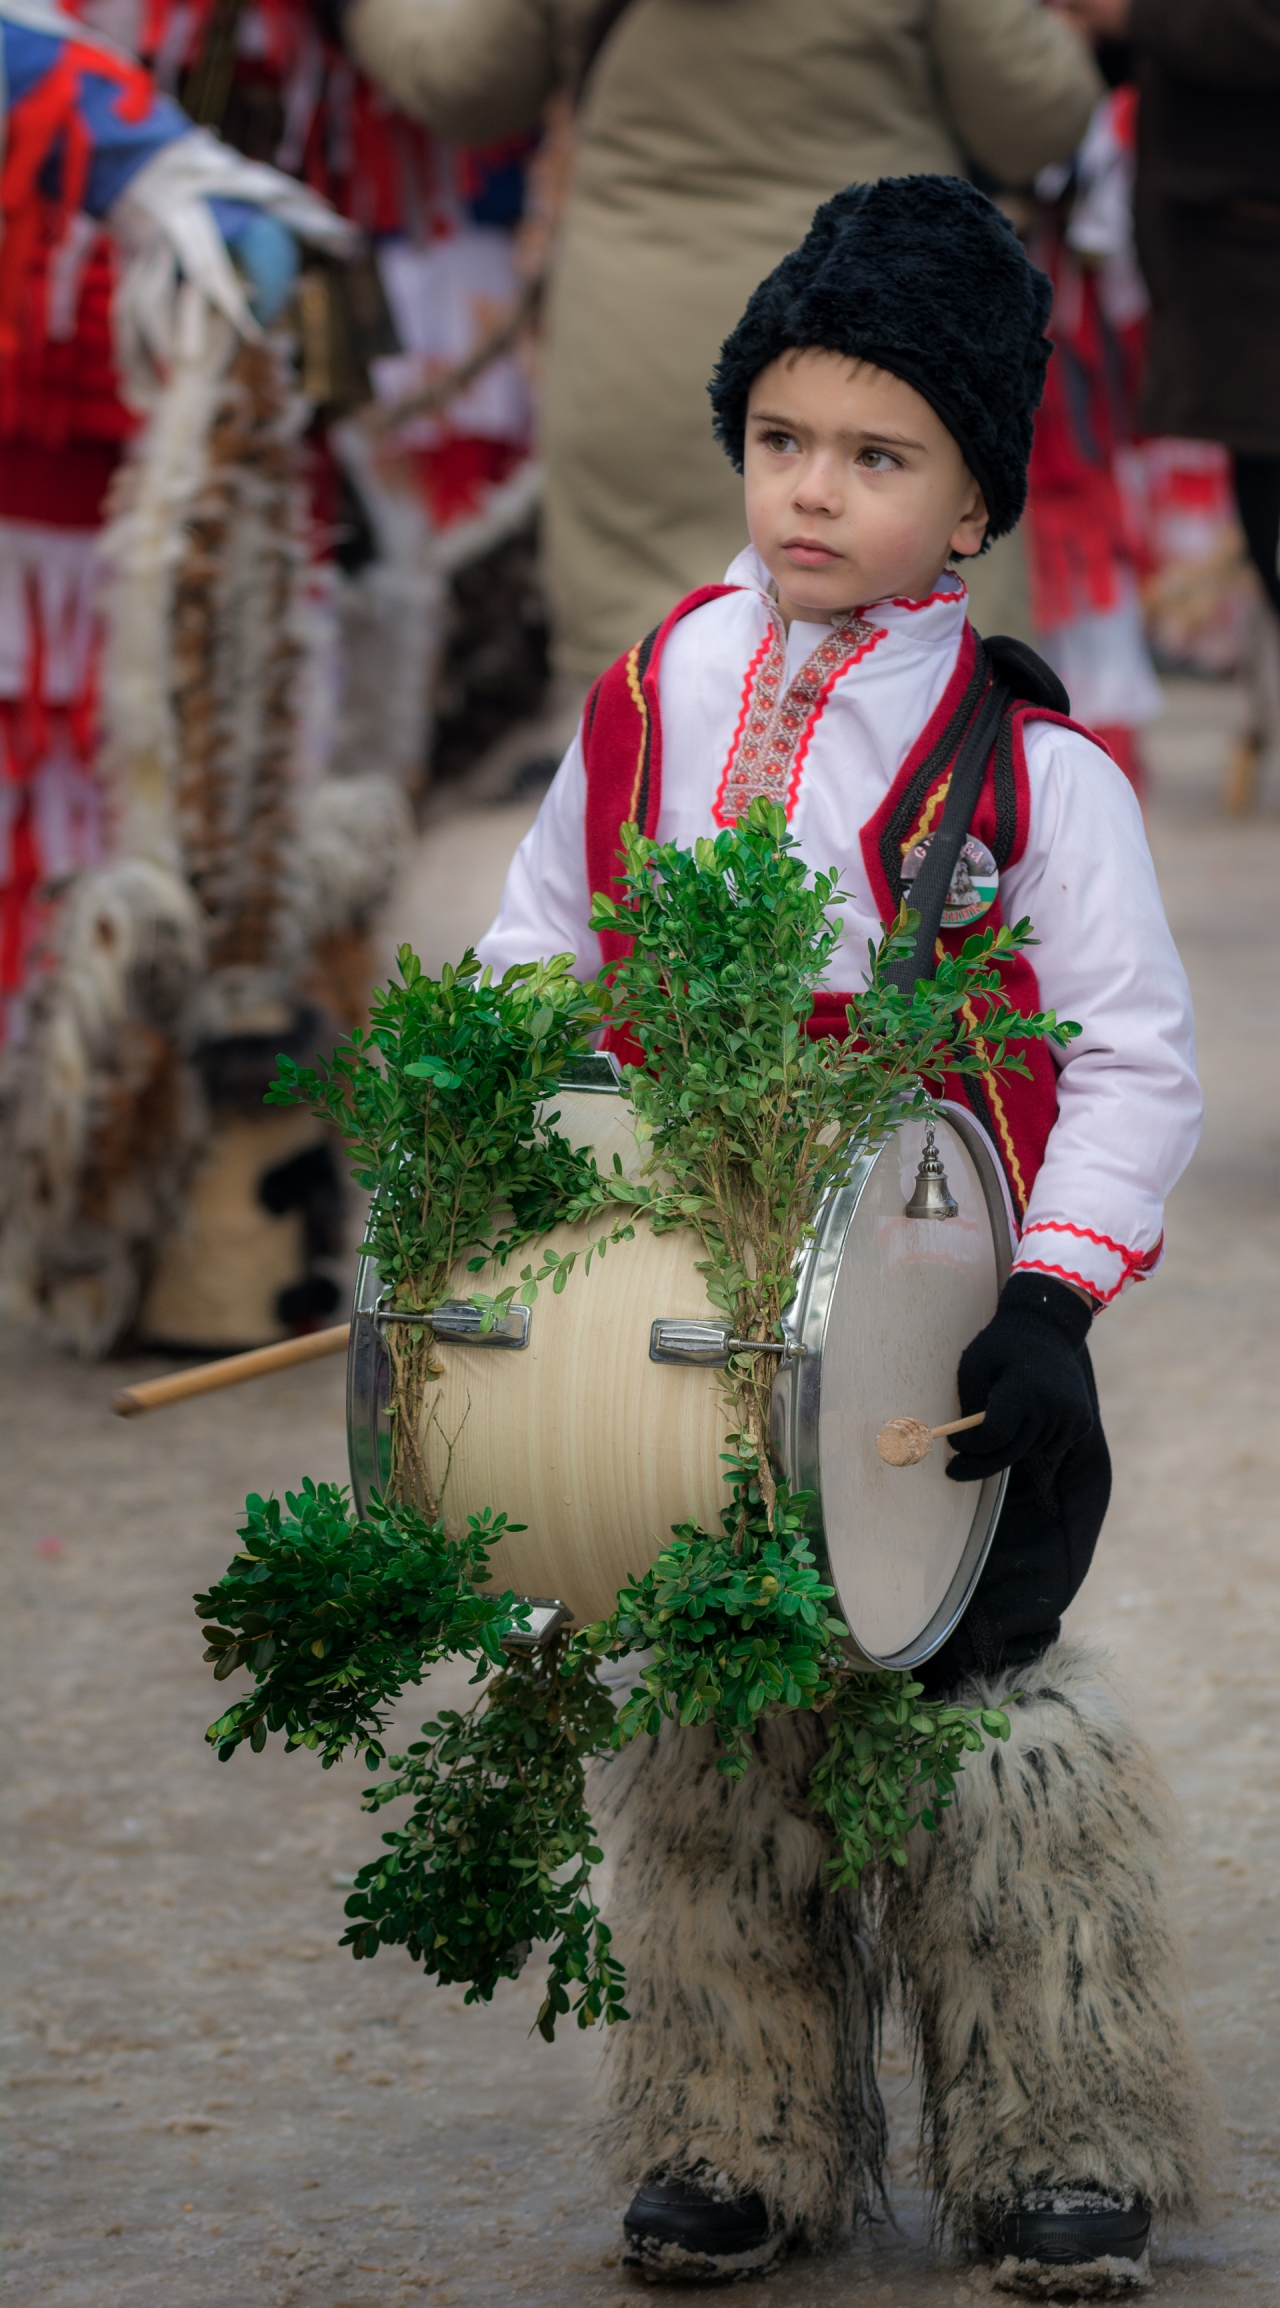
348, 0, 1100, 677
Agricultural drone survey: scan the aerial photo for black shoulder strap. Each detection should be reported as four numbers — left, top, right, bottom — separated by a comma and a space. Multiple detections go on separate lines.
882, 644, 1008, 995
982, 634, 1069, 716
881, 633, 1069, 996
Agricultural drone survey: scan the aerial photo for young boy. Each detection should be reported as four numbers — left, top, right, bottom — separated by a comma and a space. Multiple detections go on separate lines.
477, 177, 1205, 2295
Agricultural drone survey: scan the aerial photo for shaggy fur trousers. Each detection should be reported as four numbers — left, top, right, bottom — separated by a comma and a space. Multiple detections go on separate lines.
590, 1640, 1206, 2247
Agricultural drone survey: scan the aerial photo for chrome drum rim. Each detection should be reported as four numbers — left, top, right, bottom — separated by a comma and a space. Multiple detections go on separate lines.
769, 1104, 1012, 1672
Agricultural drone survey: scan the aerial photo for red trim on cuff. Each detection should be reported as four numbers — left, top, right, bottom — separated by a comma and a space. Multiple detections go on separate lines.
1014, 1256, 1120, 1305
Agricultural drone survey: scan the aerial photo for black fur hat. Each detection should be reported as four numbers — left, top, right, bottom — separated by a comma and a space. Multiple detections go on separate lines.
708, 175, 1053, 543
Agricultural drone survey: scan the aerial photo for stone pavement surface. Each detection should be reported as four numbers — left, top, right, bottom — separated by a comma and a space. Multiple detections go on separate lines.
4, 680, 1280, 2305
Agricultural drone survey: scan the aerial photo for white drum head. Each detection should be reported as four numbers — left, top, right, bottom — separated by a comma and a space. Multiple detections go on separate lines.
772, 1107, 1012, 1669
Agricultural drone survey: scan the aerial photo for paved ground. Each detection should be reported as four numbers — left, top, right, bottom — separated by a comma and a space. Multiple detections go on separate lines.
5, 679, 1280, 2305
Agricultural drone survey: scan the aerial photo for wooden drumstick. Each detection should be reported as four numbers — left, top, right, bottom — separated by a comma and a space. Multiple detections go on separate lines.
111, 1322, 351, 1418
875, 1411, 986, 1467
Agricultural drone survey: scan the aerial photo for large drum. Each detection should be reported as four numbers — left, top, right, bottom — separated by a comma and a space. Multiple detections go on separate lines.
347, 1070, 1013, 1671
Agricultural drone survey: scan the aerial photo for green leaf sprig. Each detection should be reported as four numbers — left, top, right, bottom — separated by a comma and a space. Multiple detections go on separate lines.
575, 1455, 1012, 1881
197, 1480, 525, 1765
809, 1679, 1013, 1878
340, 1641, 626, 2041
582, 1455, 844, 1777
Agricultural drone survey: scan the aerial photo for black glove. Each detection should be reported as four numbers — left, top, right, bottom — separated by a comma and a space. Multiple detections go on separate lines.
945, 1273, 1095, 1484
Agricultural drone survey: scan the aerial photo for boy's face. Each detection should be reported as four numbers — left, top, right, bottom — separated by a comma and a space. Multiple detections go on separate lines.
743, 349, 989, 624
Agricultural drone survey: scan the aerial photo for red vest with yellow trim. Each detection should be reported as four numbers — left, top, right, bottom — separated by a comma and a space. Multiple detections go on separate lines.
583, 588, 1101, 1225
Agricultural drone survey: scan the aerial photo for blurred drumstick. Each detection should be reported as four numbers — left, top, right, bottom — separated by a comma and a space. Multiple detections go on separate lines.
876, 1411, 986, 1467
111, 1323, 351, 1417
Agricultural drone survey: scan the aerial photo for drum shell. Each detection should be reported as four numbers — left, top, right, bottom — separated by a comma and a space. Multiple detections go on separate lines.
350, 1088, 732, 1627
422, 1233, 728, 1625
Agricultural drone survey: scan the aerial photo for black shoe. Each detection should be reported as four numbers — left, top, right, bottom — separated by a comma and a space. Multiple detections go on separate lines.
991, 2190, 1151, 2298
622, 2171, 784, 2283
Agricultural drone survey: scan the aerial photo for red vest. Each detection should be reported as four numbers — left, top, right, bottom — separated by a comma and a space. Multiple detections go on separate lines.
582, 589, 1099, 1224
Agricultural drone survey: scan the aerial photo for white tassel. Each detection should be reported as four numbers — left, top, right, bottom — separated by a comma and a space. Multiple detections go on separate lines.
0, 861, 205, 1354
292, 775, 412, 946
98, 287, 234, 873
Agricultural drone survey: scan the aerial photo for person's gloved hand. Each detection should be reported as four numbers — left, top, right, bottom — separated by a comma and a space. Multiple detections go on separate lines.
945, 1272, 1095, 1483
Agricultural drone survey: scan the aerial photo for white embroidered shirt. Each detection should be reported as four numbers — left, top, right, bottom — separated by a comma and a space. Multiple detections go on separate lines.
476, 548, 1201, 1304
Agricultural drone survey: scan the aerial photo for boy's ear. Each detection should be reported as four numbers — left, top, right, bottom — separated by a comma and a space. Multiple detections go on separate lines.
950, 483, 990, 562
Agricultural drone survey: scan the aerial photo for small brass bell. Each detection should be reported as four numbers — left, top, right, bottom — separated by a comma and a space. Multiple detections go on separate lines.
904, 1118, 958, 1221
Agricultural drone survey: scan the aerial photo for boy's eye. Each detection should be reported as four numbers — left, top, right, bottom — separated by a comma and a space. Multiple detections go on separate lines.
858, 448, 901, 472
761, 428, 799, 454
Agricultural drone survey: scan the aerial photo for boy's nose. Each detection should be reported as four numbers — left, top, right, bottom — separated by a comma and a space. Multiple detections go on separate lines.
793, 463, 841, 515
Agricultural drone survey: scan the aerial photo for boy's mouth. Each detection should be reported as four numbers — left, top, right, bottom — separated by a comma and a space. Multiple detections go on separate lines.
782, 538, 843, 566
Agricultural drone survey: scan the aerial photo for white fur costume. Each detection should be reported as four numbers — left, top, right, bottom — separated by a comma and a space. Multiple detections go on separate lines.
884, 1640, 1206, 2290
590, 1708, 884, 2259
592, 1644, 1206, 2283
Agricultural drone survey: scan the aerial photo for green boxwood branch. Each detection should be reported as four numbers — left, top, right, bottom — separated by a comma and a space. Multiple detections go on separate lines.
201, 801, 1057, 2012
196, 1481, 529, 1766
338, 1642, 627, 2040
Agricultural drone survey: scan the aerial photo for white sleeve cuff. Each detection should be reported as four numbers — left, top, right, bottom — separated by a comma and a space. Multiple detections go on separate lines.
1012, 1221, 1164, 1306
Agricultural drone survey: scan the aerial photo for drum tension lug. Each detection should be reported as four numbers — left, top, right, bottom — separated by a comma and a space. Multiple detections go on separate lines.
649, 1319, 793, 1367
502, 1599, 574, 1654
376, 1301, 532, 1348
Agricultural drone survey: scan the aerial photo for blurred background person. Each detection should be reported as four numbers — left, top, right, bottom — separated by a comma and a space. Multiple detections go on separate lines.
1053, 0, 1280, 804
343, 0, 1104, 692
0, 1, 550, 1358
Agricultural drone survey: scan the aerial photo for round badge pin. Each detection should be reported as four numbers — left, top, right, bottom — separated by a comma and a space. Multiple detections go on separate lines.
899, 832, 999, 928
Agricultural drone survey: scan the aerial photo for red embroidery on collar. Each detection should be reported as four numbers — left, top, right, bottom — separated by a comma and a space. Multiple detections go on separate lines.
878, 584, 968, 613
712, 607, 885, 826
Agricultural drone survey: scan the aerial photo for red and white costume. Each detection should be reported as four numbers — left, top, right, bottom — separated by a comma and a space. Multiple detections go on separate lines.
477, 547, 1201, 1309
1026, 86, 1162, 801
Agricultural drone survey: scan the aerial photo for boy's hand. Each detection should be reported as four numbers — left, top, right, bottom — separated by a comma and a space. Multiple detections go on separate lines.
945, 1274, 1095, 1483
